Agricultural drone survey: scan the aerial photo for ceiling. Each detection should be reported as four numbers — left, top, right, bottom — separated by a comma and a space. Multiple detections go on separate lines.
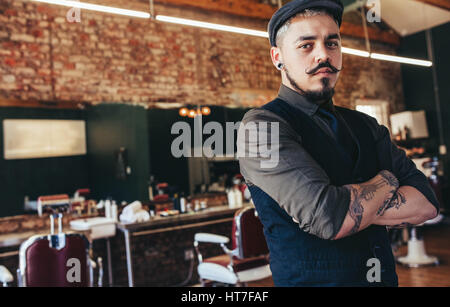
343, 0, 450, 36
150, 0, 448, 43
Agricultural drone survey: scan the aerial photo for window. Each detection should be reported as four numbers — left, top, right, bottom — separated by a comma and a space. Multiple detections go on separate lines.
355, 99, 390, 130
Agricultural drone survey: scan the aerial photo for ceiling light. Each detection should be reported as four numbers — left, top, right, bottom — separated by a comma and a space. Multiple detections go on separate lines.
29, 1, 432, 67
341, 47, 370, 57
155, 15, 269, 38
188, 110, 197, 118
179, 107, 188, 117
201, 107, 211, 116
370, 53, 432, 67
30, 0, 150, 18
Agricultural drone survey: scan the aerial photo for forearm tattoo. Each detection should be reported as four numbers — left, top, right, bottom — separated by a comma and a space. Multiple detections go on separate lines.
347, 186, 365, 235
379, 170, 400, 188
345, 171, 400, 235
375, 170, 403, 216
377, 189, 406, 216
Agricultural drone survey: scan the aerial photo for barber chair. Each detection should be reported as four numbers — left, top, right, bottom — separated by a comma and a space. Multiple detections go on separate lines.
395, 157, 444, 267
37, 194, 70, 217
0, 212, 103, 287
194, 207, 271, 287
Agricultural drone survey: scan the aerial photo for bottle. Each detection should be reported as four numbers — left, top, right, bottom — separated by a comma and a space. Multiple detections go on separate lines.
227, 189, 236, 208
148, 175, 156, 201
173, 193, 180, 212
235, 187, 243, 207
194, 200, 200, 212
200, 200, 207, 210
111, 201, 118, 222
105, 199, 111, 219
180, 194, 186, 213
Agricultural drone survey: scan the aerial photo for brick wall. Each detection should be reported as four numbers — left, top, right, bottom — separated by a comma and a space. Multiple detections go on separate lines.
0, 0, 404, 111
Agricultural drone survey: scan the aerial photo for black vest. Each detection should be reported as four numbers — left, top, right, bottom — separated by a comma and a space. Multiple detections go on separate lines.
248, 98, 398, 286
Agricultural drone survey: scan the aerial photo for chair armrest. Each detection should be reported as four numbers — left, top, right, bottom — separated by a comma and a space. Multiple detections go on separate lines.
195, 233, 230, 244
0, 265, 13, 286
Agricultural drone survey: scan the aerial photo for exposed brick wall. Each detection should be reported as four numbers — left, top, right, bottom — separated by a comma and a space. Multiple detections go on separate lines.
337, 36, 405, 113
0, 0, 404, 111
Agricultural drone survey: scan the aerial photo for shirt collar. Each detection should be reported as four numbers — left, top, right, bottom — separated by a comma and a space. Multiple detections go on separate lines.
277, 84, 335, 116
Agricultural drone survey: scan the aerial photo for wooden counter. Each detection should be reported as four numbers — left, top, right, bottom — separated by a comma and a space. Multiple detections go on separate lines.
117, 205, 248, 234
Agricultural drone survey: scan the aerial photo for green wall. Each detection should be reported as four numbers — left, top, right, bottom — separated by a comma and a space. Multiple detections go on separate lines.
0, 107, 89, 217
147, 106, 250, 196
0, 104, 249, 217
86, 104, 150, 203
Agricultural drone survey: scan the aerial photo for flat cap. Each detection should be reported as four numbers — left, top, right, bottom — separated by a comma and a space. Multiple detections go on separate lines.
268, 0, 344, 47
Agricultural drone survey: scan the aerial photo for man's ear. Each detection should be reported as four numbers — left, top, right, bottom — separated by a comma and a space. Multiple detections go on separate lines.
270, 46, 283, 70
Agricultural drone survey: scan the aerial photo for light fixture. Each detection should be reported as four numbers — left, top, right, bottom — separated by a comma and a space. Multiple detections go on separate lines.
179, 107, 188, 117
154, 16, 431, 67
179, 106, 212, 118
201, 107, 211, 116
341, 47, 370, 58
29, 1, 432, 67
370, 53, 432, 67
30, 0, 150, 18
155, 15, 269, 38
187, 110, 197, 118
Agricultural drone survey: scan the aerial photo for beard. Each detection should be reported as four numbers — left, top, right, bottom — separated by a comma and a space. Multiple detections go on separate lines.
285, 66, 335, 104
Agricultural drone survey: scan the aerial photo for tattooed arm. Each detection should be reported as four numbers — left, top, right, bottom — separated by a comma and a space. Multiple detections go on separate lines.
333, 170, 400, 240
363, 114, 440, 229
331, 115, 440, 238
373, 185, 438, 227
333, 174, 438, 239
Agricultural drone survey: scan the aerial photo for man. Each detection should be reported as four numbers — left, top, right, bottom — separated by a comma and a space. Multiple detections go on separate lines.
237, 0, 439, 286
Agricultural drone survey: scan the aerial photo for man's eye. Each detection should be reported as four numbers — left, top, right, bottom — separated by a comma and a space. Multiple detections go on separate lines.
327, 42, 339, 48
300, 44, 312, 49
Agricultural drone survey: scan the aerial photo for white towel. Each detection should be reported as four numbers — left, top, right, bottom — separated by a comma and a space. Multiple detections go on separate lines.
121, 201, 142, 216
119, 201, 150, 224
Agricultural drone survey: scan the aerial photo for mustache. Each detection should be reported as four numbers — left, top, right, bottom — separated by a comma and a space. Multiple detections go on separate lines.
305, 61, 341, 75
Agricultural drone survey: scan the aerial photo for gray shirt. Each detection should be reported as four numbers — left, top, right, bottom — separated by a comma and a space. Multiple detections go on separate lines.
238, 84, 439, 240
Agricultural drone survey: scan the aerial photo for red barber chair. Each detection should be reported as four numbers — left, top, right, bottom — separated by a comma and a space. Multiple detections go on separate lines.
194, 206, 271, 287
0, 212, 103, 287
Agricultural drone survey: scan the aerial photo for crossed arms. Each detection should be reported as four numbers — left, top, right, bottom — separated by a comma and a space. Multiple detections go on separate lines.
238, 109, 439, 240
334, 170, 437, 240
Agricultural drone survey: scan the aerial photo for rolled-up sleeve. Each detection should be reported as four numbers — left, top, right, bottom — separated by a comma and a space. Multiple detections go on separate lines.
237, 108, 351, 240
366, 116, 440, 213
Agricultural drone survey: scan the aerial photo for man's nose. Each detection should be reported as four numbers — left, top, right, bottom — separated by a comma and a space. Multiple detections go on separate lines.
313, 43, 330, 64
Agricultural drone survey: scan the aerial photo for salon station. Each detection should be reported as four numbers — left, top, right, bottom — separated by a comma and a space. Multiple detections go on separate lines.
0, 0, 449, 287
